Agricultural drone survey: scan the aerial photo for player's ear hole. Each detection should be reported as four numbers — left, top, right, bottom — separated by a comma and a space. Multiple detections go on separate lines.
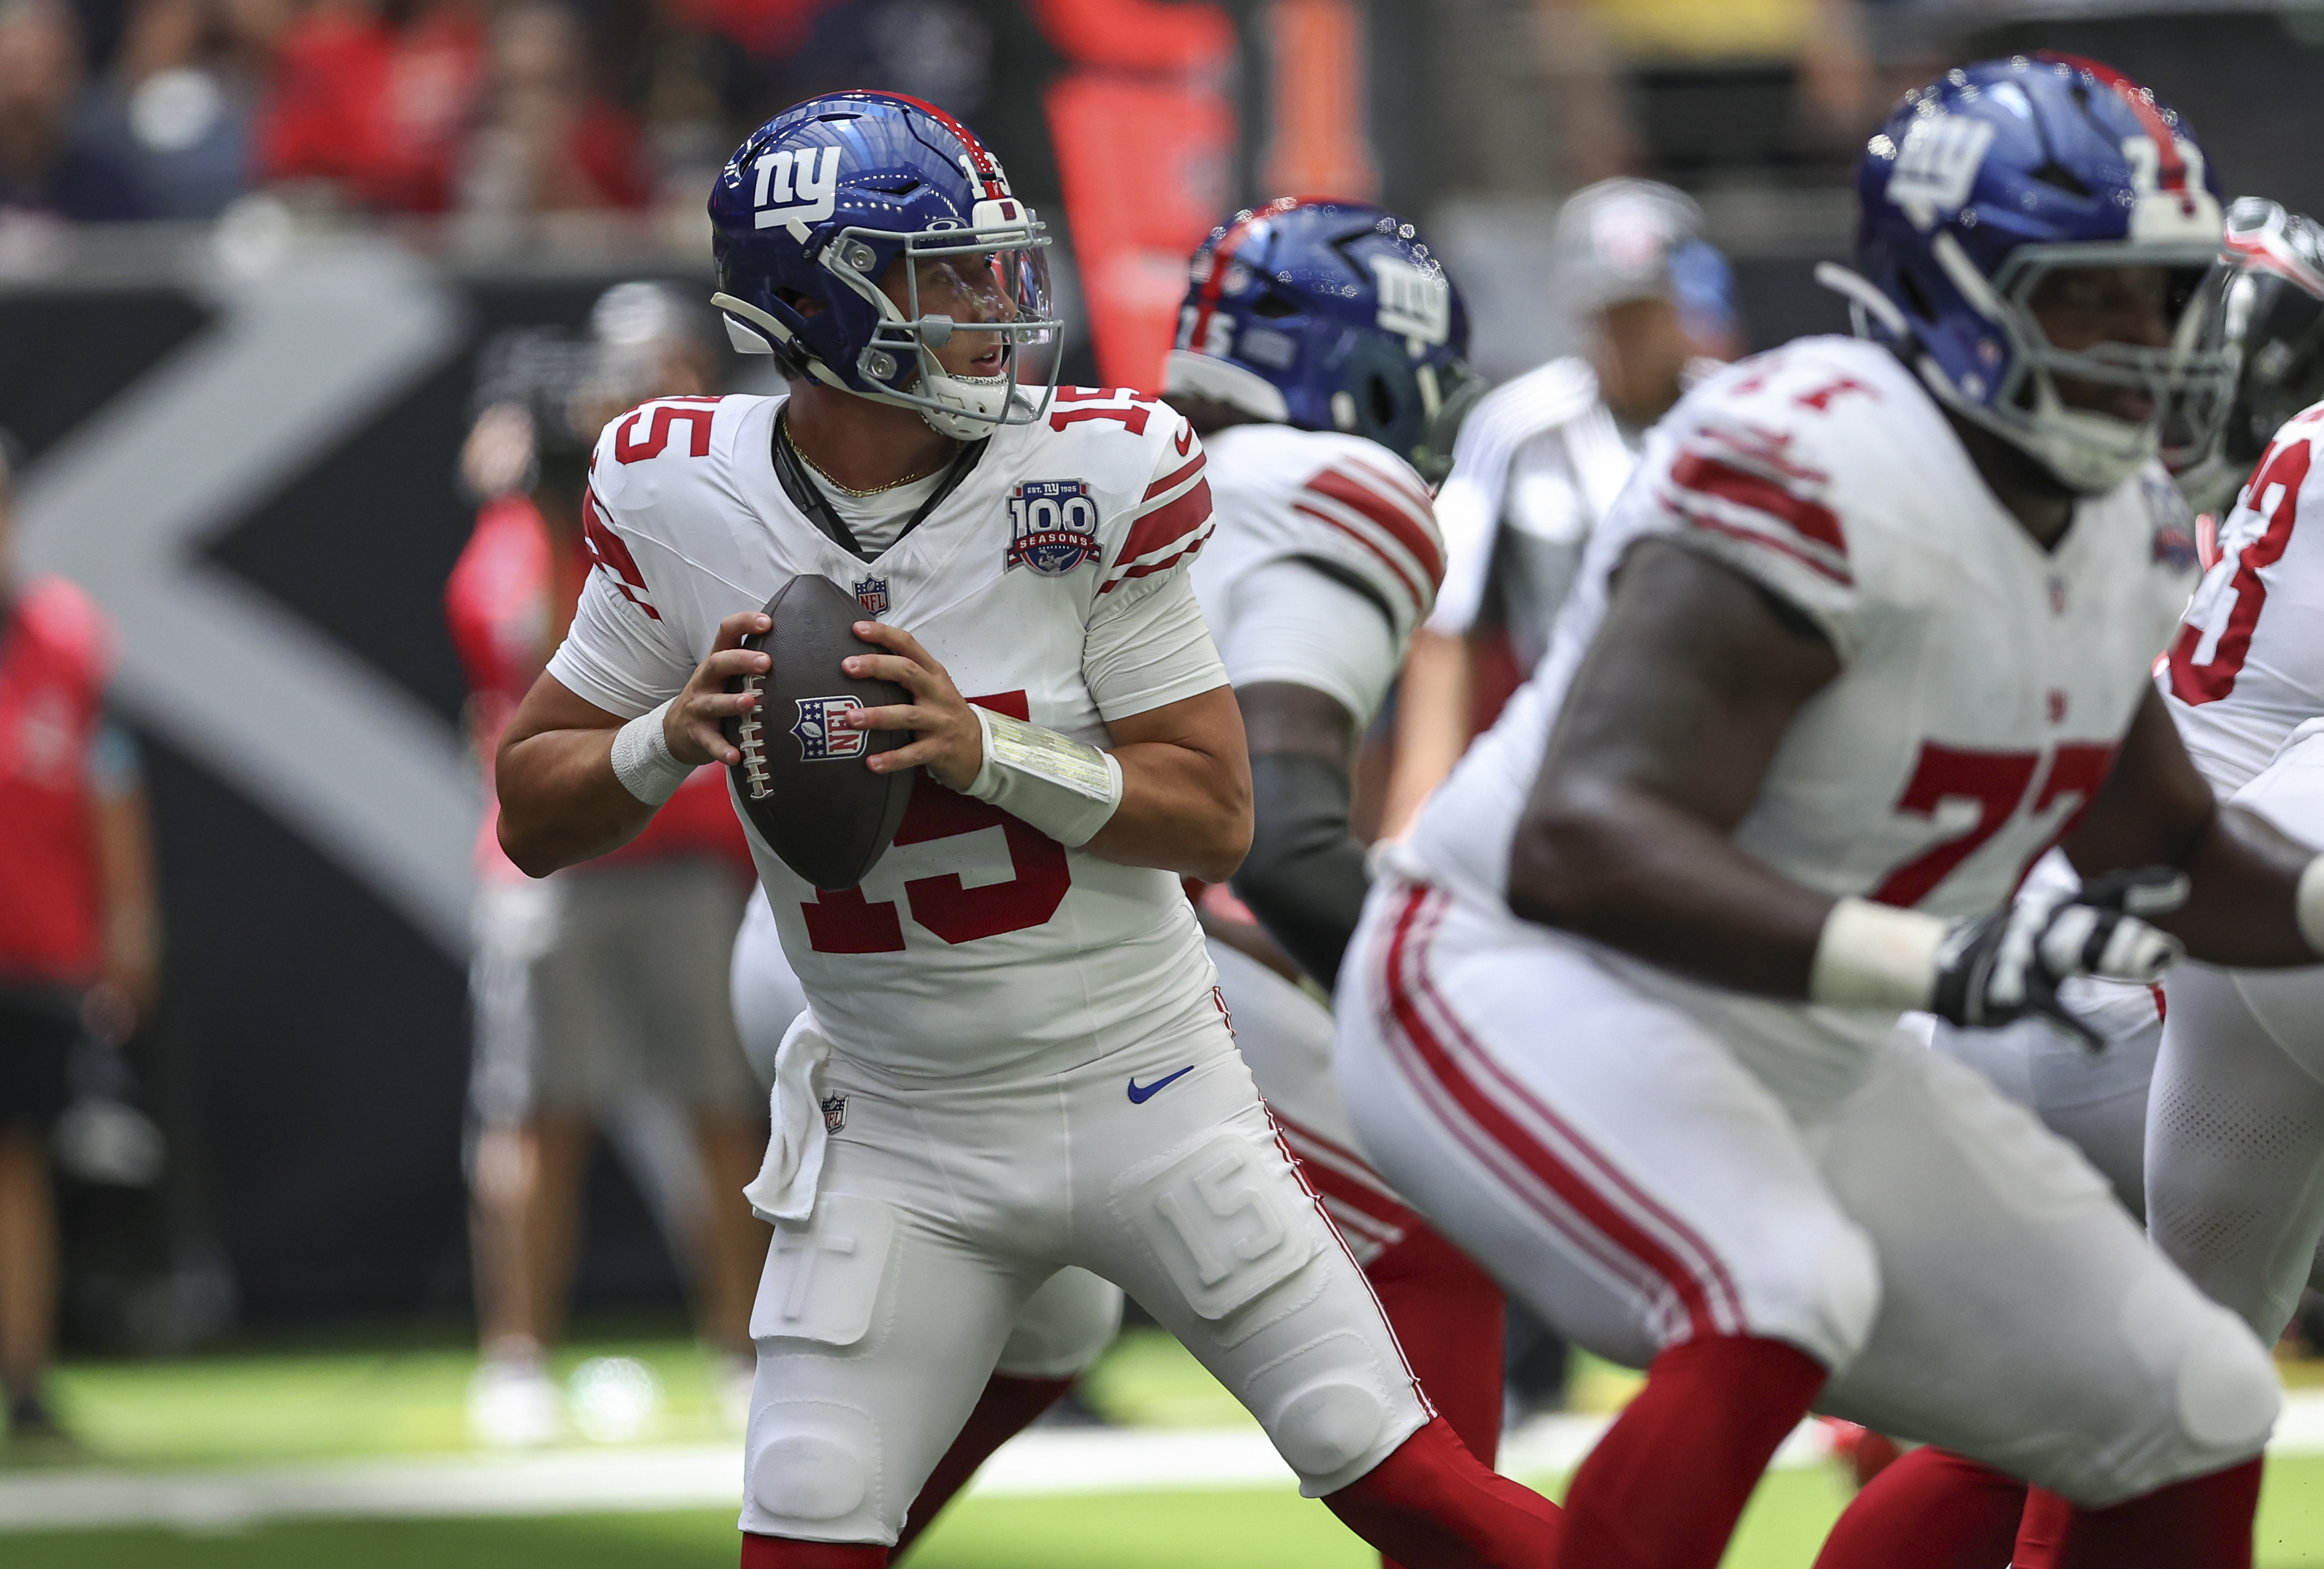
1366, 373, 1396, 428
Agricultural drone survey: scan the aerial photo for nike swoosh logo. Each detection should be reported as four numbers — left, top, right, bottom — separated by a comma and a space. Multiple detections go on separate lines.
1175, 425, 1193, 455
1126, 1066, 1195, 1104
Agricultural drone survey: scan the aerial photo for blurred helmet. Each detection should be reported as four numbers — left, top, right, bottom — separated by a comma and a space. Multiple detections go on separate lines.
1164, 198, 1481, 483
708, 90, 1060, 441
1822, 54, 2230, 495
2173, 198, 2324, 513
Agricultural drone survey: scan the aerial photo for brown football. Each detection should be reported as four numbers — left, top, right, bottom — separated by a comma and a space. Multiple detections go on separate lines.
723, 574, 917, 890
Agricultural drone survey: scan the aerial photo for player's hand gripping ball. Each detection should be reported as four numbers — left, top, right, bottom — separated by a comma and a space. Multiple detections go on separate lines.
723, 575, 917, 890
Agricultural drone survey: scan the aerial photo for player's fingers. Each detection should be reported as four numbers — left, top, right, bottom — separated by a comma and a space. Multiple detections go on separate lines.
854, 620, 948, 679
847, 702, 926, 732
868, 736, 953, 773
843, 652, 943, 695
713, 611, 772, 652
696, 645, 771, 683
668, 710, 741, 766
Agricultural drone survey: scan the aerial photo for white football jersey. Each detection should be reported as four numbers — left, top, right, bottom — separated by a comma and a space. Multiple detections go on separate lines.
1188, 423, 1442, 726
1400, 336, 2199, 1108
1428, 356, 1641, 665
548, 389, 1226, 1077
2162, 400, 2324, 795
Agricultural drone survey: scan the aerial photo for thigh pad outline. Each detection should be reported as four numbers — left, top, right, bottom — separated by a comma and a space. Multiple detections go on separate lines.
1114, 1131, 1317, 1335
751, 1193, 897, 1348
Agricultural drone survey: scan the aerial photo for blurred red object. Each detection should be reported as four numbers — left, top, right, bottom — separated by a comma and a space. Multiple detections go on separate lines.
1033, 0, 1235, 392
663, 0, 842, 59
254, 0, 485, 213
446, 495, 745, 882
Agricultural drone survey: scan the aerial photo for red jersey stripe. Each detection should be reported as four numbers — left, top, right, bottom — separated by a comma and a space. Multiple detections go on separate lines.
1669, 451, 1848, 559
1110, 477, 1212, 573
1291, 501, 1428, 612
1672, 506, 1854, 588
1143, 451, 1206, 502
1305, 466, 1445, 584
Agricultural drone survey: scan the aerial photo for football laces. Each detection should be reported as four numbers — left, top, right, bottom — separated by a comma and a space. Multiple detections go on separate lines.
736, 673, 774, 800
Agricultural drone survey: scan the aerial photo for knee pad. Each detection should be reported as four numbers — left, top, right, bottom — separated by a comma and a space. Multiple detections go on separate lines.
745, 1398, 886, 1539
2060, 1274, 2281, 1504
1242, 1329, 1412, 1496
996, 1267, 1123, 1379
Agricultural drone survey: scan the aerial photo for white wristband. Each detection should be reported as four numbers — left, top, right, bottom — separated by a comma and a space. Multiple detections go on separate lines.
962, 705, 1124, 848
1809, 896, 1947, 1010
2297, 855, 2324, 958
609, 699, 693, 806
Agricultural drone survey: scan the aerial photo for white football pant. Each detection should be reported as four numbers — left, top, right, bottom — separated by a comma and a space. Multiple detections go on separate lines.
737, 1004, 1431, 1545
1336, 878, 2278, 1506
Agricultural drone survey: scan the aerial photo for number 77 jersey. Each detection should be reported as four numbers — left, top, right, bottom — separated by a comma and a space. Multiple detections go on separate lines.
547, 387, 1226, 1078
1399, 335, 2199, 1104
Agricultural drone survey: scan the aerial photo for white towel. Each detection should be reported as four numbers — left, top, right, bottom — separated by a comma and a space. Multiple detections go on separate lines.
741, 1012, 833, 1224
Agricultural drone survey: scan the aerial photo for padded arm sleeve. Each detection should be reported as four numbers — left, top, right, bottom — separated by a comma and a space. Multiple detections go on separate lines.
1230, 750, 1370, 992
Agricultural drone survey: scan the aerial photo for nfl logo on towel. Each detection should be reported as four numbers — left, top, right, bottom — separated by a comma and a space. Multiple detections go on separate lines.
1006, 480, 1100, 576
792, 695, 868, 761
853, 576, 888, 617
821, 1094, 847, 1134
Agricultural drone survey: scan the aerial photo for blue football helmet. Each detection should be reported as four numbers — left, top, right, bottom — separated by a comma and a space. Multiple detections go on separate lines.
1820, 54, 2231, 494
1163, 198, 1481, 482
708, 91, 1060, 440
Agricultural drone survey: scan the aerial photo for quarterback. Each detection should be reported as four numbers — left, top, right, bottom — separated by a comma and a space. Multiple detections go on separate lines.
1337, 57, 2324, 1569
496, 93, 1557, 1566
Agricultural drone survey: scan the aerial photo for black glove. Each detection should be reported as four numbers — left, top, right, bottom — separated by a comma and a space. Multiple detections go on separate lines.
1929, 867, 2189, 1049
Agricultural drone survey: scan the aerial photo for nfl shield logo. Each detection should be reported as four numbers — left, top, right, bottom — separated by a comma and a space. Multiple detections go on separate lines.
1006, 480, 1100, 576
792, 695, 869, 761
821, 1094, 847, 1134
853, 576, 889, 617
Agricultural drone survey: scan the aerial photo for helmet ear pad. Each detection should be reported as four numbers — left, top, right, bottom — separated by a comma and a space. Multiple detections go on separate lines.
1326, 332, 1428, 458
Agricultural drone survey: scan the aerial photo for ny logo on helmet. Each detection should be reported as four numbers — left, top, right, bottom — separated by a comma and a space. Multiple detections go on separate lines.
1371, 256, 1450, 345
753, 145, 842, 240
1888, 114, 1995, 231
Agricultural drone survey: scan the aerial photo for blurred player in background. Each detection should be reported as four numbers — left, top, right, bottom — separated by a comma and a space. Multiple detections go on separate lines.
1381, 178, 1737, 836
1341, 56, 2313, 1569
450, 282, 766, 1446
501, 91, 1563, 1566
0, 445, 161, 1442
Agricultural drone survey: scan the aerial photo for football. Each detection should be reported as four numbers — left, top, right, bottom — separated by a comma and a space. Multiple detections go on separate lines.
723, 574, 917, 890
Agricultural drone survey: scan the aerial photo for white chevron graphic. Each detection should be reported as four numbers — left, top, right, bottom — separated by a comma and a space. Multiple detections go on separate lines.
17, 240, 477, 957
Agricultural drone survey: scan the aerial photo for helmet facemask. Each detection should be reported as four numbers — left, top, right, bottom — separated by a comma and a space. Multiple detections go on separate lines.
826, 214, 1062, 440
1929, 233, 2232, 495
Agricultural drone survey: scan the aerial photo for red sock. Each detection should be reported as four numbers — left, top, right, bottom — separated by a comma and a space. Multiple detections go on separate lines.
2013, 1459, 2262, 1569
1323, 1414, 1561, 1569
891, 1373, 1073, 1557
740, 1536, 886, 1567
1811, 1447, 2025, 1569
1368, 1221, 1508, 1467
1554, 1334, 1825, 1569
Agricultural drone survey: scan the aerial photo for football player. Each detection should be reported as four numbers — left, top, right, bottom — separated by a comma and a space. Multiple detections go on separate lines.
1922, 199, 2324, 1228
1380, 179, 1736, 836
495, 93, 1559, 1567
1335, 56, 2320, 1569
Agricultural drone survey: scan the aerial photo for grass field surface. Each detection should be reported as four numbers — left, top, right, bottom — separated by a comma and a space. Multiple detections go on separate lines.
12, 1326, 2324, 1566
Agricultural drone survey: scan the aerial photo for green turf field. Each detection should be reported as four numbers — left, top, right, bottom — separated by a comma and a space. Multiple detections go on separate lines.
10, 1328, 2324, 1566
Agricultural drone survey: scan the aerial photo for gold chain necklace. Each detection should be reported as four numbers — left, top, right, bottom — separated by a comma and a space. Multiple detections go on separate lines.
786, 422, 955, 498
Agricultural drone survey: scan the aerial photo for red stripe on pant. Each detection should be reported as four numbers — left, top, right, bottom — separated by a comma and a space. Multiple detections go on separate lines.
1378, 886, 1743, 1340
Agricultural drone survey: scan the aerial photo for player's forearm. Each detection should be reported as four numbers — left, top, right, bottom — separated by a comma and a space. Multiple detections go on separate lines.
2150, 804, 2322, 967
1231, 751, 1368, 991
496, 728, 660, 876
1378, 628, 1472, 838
1082, 741, 1252, 885
1508, 774, 1834, 997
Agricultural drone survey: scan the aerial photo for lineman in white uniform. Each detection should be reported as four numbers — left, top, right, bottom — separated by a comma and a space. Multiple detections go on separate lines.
498, 92, 1559, 1566
1337, 57, 2316, 1569
1923, 198, 2324, 1233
